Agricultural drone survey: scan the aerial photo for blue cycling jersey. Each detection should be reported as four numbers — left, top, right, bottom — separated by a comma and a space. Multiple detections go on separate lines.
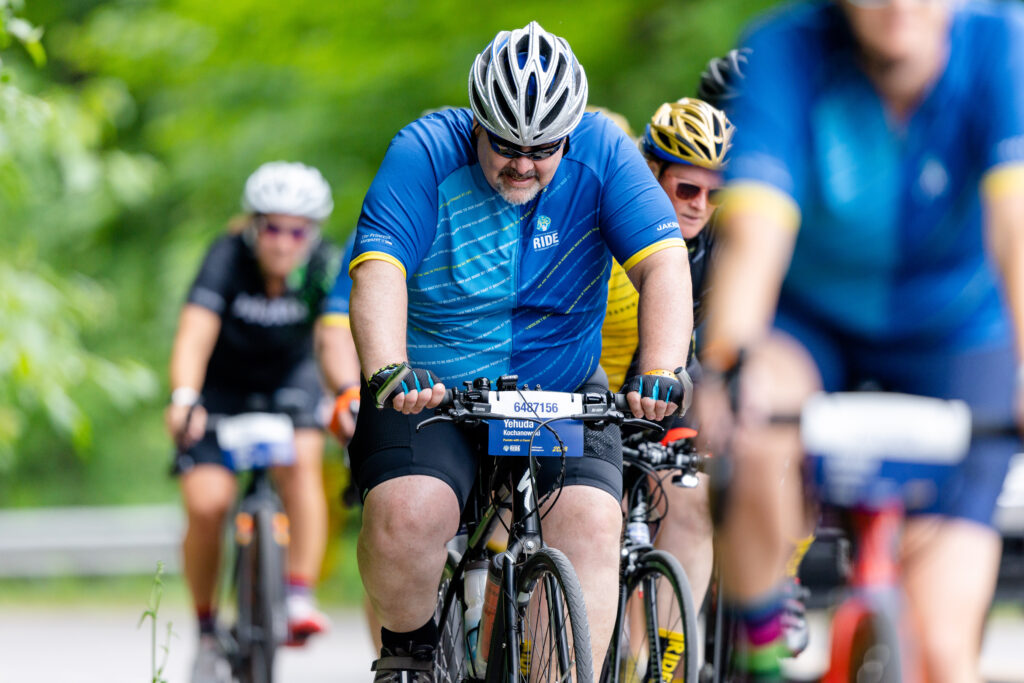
726, 0, 1024, 348
349, 108, 682, 390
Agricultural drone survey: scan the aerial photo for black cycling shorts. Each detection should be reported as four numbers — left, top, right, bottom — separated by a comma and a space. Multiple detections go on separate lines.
348, 381, 623, 509
173, 357, 327, 474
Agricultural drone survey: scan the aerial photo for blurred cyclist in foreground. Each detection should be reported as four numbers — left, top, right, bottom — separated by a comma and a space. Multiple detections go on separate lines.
698, 1, 1024, 681
167, 161, 340, 682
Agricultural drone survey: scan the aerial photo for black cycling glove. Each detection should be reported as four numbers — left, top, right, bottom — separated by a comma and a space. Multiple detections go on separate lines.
368, 362, 441, 409
622, 367, 694, 416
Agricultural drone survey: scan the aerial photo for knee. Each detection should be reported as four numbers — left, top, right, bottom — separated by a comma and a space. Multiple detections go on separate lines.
664, 484, 713, 538
362, 478, 459, 555
187, 494, 233, 531
547, 488, 622, 558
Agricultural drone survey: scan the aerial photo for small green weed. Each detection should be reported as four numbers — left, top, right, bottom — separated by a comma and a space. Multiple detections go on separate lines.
138, 561, 176, 683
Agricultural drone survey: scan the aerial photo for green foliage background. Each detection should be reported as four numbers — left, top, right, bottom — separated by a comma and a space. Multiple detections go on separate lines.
0, 0, 779, 506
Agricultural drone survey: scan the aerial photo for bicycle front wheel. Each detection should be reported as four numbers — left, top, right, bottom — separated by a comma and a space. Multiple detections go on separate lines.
515, 547, 594, 682
433, 550, 468, 683
604, 549, 699, 683
236, 508, 287, 683
824, 599, 902, 683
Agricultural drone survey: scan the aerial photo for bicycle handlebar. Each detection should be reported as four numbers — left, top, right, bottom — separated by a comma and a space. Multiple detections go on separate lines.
416, 380, 662, 433
621, 433, 710, 474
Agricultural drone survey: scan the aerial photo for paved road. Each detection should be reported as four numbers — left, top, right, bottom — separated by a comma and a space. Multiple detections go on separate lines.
1, 603, 1022, 682
0, 604, 377, 683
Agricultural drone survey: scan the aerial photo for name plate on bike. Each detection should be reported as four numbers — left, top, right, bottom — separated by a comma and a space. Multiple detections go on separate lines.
486, 391, 584, 457
217, 412, 296, 472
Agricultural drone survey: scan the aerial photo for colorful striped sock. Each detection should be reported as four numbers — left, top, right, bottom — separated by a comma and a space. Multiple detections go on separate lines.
730, 591, 788, 681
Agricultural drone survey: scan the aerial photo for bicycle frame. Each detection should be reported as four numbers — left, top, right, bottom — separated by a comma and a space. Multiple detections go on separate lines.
231, 465, 289, 682
604, 436, 705, 683
444, 456, 559, 682
822, 502, 917, 683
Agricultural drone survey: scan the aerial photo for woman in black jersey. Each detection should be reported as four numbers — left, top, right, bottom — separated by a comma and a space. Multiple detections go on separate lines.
165, 161, 341, 683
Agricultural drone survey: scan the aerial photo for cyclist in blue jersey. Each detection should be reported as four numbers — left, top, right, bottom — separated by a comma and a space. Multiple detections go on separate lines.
697, 2, 1024, 681
335, 21, 693, 681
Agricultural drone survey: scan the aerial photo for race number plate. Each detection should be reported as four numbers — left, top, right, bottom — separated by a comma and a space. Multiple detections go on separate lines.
486, 391, 584, 457
217, 412, 296, 471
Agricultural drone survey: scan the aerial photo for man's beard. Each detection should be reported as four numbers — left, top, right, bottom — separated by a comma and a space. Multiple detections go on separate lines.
497, 168, 541, 205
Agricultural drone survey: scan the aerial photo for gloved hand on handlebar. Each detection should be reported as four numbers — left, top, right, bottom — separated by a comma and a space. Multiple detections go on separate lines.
622, 367, 693, 422
367, 361, 447, 415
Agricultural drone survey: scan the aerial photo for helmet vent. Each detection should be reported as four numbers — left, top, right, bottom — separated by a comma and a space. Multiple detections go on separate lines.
540, 88, 569, 131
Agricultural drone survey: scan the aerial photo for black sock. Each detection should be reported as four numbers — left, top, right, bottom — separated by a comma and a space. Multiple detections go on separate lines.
380, 618, 438, 653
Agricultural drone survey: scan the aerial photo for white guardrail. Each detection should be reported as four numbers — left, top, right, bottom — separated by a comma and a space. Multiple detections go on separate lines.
0, 504, 183, 577
1, 454, 1024, 577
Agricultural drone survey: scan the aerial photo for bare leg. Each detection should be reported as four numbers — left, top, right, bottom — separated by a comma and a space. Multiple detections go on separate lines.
542, 484, 623, 670
273, 428, 327, 582
901, 516, 1001, 683
359, 475, 461, 632
714, 334, 819, 602
181, 465, 237, 613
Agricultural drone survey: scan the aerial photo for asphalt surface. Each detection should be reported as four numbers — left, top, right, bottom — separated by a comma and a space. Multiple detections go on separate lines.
2, 603, 1023, 682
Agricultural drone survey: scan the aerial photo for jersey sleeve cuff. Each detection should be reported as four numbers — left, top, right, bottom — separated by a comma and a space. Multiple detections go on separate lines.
718, 181, 801, 233
349, 251, 408, 278
622, 238, 687, 272
319, 313, 351, 329
982, 162, 1024, 201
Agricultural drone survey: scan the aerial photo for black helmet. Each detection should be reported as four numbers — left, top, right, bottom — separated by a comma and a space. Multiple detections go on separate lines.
696, 48, 751, 110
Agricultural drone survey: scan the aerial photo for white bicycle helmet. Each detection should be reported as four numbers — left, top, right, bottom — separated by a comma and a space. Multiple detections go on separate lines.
469, 21, 588, 146
242, 161, 334, 222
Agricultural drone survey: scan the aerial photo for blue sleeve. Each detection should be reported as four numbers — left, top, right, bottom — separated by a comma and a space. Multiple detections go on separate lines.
978, 8, 1024, 170
724, 18, 814, 204
324, 233, 356, 315
352, 124, 441, 276
595, 118, 682, 265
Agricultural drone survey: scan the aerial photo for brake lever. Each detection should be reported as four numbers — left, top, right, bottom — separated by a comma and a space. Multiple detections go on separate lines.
416, 414, 454, 432
622, 417, 664, 432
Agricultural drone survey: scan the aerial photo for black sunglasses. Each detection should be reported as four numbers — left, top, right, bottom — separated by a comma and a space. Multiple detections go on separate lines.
484, 129, 566, 161
675, 181, 725, 206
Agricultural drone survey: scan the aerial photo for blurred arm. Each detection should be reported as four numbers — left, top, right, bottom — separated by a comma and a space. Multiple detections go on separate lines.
315, 319, 362, 393
166, 303, 220, 444
702, 185, 799, 370
169, 303, 221, 392
984, 170, 1024, 365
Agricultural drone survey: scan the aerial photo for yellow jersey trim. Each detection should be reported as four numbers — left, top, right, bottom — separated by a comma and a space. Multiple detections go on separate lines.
718, 181, 801, 233
981, 162, 1024, 200
622, 238, 687, 272
349, 251, 407, 278
319, 313, 351, 329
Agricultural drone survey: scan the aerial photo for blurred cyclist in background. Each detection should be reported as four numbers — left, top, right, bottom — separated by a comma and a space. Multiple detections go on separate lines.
166, 161, 340, 682
699, 1, 1024, 681
696, 47, 751, 115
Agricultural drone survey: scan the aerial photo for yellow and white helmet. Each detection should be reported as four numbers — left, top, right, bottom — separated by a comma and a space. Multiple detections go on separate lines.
640, 98, 734, 170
